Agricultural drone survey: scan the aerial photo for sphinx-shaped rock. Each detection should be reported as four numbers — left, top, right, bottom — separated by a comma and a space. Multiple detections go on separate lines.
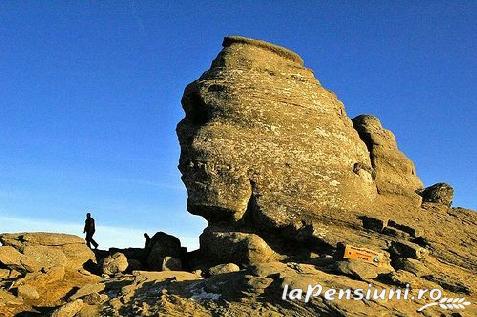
177, 36, 377, 233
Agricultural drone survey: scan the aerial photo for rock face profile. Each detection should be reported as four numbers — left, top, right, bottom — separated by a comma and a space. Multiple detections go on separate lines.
1, 36, 477, 317
178, 36, 377, 230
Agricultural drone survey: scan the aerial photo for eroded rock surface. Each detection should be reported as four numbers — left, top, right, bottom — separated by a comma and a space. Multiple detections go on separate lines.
2, 36, 477, 317
177, 36, 378, 230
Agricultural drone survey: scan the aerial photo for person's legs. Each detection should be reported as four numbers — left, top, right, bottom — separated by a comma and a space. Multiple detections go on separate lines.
90, 235, 99, 249
85, 232, 94, 248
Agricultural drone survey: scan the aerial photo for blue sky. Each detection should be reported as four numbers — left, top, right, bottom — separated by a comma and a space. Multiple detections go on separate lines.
0, 1, 475, 249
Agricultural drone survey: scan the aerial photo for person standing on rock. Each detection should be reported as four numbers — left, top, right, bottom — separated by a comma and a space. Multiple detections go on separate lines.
83, 212, 99, 249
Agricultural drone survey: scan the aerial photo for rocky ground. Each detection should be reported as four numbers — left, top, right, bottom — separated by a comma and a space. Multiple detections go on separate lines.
1, 36, 476, 316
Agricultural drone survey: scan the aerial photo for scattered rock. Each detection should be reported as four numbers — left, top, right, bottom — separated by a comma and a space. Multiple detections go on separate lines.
382, 227, 410, 239
0, 246, 25, 272
208, 263, 240, 276
70, 283, 105, 301
360, 216, 387, 232
146, 232, 182, 270
82, 292, 103, 305
394, 258, 431, 277
131, 270, 199, 282
389, 240, 429, 259
200, 228, 276, 265
420, 182, 454, 206
0, 268, 11, 279
0, 233, 95, 271
334, 260, 392, 280
161, 257, 182, 271
387, 220, 421, 238
101, 253, 128, 276
51, 299, 84, 317
17, 284, 40, 300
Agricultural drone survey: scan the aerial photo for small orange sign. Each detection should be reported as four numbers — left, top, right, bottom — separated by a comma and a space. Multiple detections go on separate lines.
343, 244, 383, 267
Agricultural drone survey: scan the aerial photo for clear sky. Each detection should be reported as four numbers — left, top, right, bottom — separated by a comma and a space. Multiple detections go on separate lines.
0, 1, 475, 250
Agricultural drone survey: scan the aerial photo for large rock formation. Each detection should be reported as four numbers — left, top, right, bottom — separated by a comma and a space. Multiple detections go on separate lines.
177, 36, 431, 262
172, 36, 477, 316
1, 36, 477, 317
177, 36, 378, 230
0, 233, 100, 315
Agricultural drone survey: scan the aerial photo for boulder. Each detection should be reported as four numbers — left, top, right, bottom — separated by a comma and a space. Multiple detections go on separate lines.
389, 240, 429, 259
394, 258, 431, 277
334, 260, 392, 280
21, 245, 67, 271
51, 299, 84, 317
161, 257, 182, 271
0, 246, 24, 271
126, 258, 143, 272
420, 182, 454, 206
70, 283, 105, 301
101, 253, 128, 276
0, 233, 95, 271
131, 270, 199, 282
17, 284, 40, 300
200, 228, 276, 265
16, 266, 65, 287
0, 268, 10, 279
109, 247, 145, 261
208, 263, 240, 276
146, 232, 182, 270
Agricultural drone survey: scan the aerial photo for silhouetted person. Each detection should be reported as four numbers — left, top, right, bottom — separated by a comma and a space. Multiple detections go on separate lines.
84, 212, 99, 249
144, 233, 151, 249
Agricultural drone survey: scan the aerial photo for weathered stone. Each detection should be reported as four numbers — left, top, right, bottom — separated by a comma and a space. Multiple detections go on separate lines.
161, 257, 182, 271
200, 227, 276, 265
0, 269, 10, 279
360, 216, 387, 232
51, 299, 84, 317
0, 233, 95, 272
208, 263, 240, 276
126, 258, 143, 272
420, 182, 454, 206
334, 260, 393, 280
394, 258, 431, 277
101, 253, 128, 276
131, 270, 199, 282
352, 115, 423, 205
249, 261, 289, 278
0, 289, 23, 305
0, 232, 84, 246
0, 246, 24, 271
70, 283, 105, 301
389, 240, 429, 259
387, 220, 421, 238
177, 35, 377, 231
17, 284, 40, 300
9, 269, 21, 279
146, 232, 182, 270
17, 265, 65, 286
382, 226, 410, 239
22, 245, 68, 271
82, 292, 103, 305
